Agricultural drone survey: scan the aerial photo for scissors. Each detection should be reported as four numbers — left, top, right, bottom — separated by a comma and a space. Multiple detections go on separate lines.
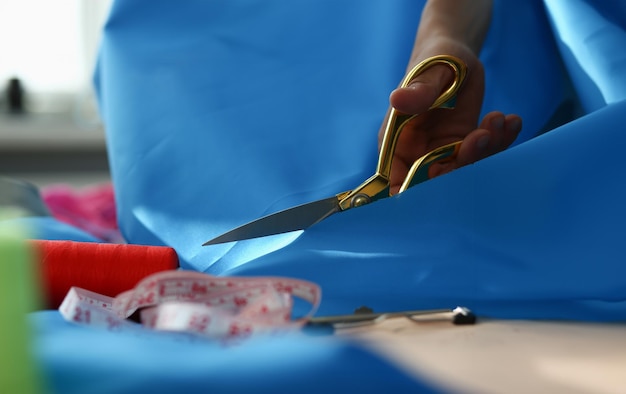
204, 55, 467, 246
306, 306, 476, 329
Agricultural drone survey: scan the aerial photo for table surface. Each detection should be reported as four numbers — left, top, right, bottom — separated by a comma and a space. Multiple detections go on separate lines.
337, 318, 626, 394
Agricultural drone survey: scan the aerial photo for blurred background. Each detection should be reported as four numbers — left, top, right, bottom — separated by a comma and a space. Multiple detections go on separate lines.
0, 0, 112, 188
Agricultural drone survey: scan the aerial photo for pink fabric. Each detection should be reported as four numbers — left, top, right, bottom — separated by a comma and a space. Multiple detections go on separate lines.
41, 183, 123, 243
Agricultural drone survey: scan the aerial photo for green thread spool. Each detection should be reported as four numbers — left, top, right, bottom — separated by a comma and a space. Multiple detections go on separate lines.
0, 219, 43, 394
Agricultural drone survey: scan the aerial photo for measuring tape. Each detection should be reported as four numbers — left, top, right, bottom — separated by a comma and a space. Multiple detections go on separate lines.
60, 270, 321, 342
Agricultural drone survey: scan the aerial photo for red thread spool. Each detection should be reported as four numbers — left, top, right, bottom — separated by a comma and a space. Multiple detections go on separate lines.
29, 240, 179, 309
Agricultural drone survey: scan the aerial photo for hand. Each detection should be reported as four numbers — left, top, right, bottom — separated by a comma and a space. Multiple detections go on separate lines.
379, 40, 522, 194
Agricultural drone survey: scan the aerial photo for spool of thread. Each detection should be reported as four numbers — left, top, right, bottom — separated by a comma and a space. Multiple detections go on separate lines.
0, 226, 43, 393
29, 240, 179, 309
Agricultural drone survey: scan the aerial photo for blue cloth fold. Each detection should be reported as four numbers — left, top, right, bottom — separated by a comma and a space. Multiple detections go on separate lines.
32, 311, 437, 394
0, 217, 101, 243
544, 0, 626, 112
228, 99, 626, 320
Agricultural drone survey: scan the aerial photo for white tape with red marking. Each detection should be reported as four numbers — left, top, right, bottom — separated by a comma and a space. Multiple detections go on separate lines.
59, 271, 321, 341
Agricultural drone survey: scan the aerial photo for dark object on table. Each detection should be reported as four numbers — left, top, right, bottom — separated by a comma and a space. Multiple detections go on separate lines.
5, 77, 25, 114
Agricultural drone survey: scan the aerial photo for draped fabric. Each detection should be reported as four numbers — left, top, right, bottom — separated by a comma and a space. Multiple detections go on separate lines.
95, 0, 563, 272
32, 311, 435, 394
23, 0, 626, 392
93, 0, 626, 320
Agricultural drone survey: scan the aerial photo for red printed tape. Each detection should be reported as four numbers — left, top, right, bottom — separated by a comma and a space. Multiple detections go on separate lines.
60, 271, 321, 341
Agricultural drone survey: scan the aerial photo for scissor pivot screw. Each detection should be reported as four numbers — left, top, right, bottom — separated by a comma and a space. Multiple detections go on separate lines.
350, 194, 371, 208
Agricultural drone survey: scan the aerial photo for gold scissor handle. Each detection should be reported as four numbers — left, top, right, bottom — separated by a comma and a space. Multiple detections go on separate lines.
398, 140, 461, 193
338, 55, 467, 210
377, 55, 467, 181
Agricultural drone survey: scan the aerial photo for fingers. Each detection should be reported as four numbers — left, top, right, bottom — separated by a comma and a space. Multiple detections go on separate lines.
456, 111, 522, 168
429, 112, 522, 178
503, 114, 523, 144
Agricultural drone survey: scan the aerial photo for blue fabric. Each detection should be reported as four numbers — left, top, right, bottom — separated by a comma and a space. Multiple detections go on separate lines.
32, 311, 437, 394
95, 0, 425, 271
544, 0, 626, 113
95, 0, 571, 273
228, 99, 626, 321
0, 217, 101, 243
93, 0, 626, 321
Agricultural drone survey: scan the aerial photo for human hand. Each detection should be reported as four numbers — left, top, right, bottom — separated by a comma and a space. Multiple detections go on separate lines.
380, 40, 522, 194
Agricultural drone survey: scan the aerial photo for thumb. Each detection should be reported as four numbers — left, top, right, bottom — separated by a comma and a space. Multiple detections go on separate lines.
389, 65, 455, 115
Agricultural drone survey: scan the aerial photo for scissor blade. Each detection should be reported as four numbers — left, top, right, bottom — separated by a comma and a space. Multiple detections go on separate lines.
203, 196, 341, 245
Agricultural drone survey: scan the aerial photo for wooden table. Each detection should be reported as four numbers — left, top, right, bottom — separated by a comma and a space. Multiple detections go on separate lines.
338, 319, 626, 393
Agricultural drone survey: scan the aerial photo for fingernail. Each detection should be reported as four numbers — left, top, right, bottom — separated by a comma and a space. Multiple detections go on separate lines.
477, 134, 490, 149
506, 118, 522, 134
406, 82, 422, 90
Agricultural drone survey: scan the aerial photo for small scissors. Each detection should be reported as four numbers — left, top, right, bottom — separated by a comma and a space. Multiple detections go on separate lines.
204, 55, 467, 246
306, 306, 476, 329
